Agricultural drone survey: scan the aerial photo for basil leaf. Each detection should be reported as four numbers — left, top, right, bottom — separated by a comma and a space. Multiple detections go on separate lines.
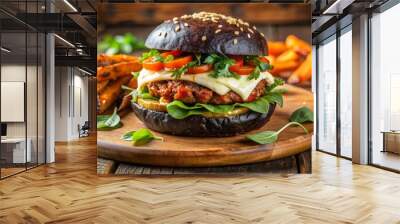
97, 108, 121, 130
132, 128, 163, 146
121, 130, 135, 141
246, 121, 308, 144
247, 131, 278, 144
166, 95, 272, 119
263, 92, 283, 107
239, 98, 270, 113
165, 85, 285, 119
289, 106, 314, 123
197, 104, 235, 114
166, 101, 204, 119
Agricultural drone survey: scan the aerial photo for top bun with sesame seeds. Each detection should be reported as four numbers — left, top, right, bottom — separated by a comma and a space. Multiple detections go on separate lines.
145, 12, 268, 56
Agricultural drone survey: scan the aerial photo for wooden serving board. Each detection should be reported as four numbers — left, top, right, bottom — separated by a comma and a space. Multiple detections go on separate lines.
98, 85, 313, 167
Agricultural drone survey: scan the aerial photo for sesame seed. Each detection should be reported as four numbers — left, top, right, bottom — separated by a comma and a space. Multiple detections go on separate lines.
215, 29, 221, 34
248, 28, 254, 34
260, 33, 265, 37
164, 32, 168, 38
175, 25, 180, 32
244, 22, 249, 26
253, 26, 257, 30
184, 23, 189, 27
240, 27, 244, 32
233, 39, 238, 45
218, 24, 223, 28
173, 20, 179, 24
173, 17, 178, 21
201, 35, 207, 41
247, 33, 251, 38
234, 31, 239, 36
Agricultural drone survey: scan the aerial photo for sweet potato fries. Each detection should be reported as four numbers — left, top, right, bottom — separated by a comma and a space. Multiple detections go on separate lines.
97, 54, 142, 114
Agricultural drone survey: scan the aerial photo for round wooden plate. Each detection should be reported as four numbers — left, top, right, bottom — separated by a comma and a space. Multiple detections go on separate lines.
98, 84, 313, 167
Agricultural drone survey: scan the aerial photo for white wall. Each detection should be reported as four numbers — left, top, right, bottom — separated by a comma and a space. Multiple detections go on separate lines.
54, 67, 89, 141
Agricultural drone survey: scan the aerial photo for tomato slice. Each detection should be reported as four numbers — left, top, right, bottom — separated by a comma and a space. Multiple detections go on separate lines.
230, 55, 244, 67
259, 56, 270, 64
164, 56, 192, 70
161, 50, 182, 58
187, 64, 213, 74
229, 65, 255, 75
142, 58, 164, 71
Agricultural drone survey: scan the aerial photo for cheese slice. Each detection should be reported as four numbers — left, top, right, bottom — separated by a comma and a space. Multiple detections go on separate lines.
137, 69, 275, 100
215, 71, 274, 100
138, 69, 230, 96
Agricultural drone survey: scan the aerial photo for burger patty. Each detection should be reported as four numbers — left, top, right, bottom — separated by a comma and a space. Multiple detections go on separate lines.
147, 79, 267, 105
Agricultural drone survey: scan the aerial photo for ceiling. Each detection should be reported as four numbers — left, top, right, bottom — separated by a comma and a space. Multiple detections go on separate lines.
0, 0, 96, 73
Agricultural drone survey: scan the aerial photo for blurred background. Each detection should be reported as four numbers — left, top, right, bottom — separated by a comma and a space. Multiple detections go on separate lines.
97, 3, 311, 86
98, 3, 310, 43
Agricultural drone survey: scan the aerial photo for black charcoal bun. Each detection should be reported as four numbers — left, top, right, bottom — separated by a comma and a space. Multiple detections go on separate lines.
131, 102, 276, 137
145, 12, 267, 56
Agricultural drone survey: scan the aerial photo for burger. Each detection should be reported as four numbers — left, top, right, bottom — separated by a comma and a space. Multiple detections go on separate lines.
131, 12, 283, 137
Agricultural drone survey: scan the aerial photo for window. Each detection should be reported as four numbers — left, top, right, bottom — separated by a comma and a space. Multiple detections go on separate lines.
370, 3, 400, 171
339, 27, 352, 158
317, 35, 337, 154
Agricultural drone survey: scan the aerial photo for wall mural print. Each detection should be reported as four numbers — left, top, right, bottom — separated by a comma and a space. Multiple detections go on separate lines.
96, 3, 313, 175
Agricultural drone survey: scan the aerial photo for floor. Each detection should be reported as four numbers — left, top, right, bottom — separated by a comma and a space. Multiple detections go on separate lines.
0, 136, 400, 223
372, 150, 400, 171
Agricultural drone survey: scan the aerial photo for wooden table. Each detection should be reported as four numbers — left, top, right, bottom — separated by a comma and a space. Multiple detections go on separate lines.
98, 85, 313, 174
98, 149, 311, 175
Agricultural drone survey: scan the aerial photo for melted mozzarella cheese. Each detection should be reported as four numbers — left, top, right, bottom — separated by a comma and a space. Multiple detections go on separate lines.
215, 72, 274, 100
138, 69, 231, 96
137, 69, 275, 100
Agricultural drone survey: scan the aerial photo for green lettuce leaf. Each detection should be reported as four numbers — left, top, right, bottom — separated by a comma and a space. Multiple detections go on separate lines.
166, 91, 282, 119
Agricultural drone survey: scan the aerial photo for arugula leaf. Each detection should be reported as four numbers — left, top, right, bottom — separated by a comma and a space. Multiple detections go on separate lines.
140, 49, 160, 62
246, 121, 308, 144
164, 55, 174, 63
194, 54, 202, 65
289, 106, 314, 123
132, 71, 140, 79
171, 61, 197, 79
266, 78, 285, 93
244, 56, 273, 80
97, 108, 122, 130
205, 54, 238, 79
132, 128, 163, 146
247, 66, 261, 80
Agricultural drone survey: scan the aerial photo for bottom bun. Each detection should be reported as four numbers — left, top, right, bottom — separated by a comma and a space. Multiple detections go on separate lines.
131, 102, 276, 137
